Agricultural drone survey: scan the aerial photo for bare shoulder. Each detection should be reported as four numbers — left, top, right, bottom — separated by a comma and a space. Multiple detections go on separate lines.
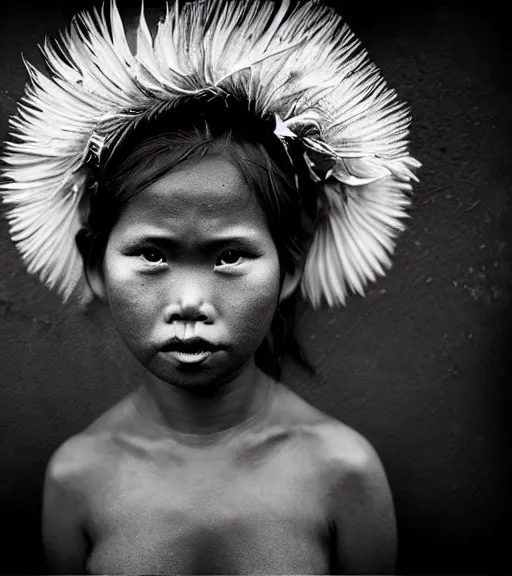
275, 383, 386, 478
308, 418, 396, 573
274, 386, 396, 572
46, 433, 97, 482
44, 433, 107, 507
42, 432, 100, 557
316, 418, 385, 477
45, 393, 137, 491
42, 398, 135, 574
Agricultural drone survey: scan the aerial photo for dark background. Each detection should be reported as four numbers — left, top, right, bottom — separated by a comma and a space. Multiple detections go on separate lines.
0, 1, 510, 574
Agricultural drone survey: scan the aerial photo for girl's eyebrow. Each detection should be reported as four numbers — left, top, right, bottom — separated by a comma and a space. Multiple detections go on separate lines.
127, 230, 263, 250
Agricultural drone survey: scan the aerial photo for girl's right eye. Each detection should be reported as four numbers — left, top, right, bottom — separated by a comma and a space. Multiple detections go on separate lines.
139, 249, 166, 264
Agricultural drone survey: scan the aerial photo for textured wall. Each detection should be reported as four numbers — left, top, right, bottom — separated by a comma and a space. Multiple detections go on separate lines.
0, 1, 510, 574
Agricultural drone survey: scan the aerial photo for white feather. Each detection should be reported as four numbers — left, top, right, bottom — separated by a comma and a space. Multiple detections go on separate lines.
0, 0, 420, 306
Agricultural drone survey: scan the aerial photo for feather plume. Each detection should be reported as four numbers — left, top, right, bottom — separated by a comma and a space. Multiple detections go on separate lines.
0, 0, 420, 307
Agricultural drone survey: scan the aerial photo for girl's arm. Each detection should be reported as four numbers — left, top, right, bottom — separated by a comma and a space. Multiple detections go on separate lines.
42, 442, 89, 574
327, 427, 397, 575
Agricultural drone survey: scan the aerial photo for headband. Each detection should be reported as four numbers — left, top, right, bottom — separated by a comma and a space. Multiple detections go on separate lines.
0, 0, 420, 308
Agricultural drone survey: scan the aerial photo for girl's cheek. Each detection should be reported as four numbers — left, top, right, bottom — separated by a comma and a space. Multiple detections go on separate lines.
227, 261, 281, 331
104, 259, 158, 318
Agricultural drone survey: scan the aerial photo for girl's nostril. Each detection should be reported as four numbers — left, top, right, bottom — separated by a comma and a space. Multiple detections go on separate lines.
169, 313, 209, 322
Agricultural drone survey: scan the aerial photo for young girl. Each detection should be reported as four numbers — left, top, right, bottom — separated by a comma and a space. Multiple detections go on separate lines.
1, 0, 420, 573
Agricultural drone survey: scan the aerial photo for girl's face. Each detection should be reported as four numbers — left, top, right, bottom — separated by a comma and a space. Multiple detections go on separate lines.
97, 154, 282, 389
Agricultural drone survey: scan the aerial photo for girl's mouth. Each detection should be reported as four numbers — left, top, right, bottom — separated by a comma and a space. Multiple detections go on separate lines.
166, 350, 213, 364
161, 337, 219, 365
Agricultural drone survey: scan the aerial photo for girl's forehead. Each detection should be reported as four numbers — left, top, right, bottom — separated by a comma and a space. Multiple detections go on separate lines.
147, 154, 250, 204
115, 155, 270, 237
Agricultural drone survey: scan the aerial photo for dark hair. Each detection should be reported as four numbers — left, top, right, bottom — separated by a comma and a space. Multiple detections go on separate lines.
82, 94, 316, 379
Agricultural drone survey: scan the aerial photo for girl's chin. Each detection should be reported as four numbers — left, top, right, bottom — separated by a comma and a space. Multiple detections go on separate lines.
145, 351, 255, 387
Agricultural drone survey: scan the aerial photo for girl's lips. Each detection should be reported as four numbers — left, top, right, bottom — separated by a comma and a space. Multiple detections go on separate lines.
161, 337, 219, 353
164, 350, 214, 364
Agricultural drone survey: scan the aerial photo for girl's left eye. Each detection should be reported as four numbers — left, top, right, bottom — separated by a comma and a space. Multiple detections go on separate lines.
216, 250, 245, 267
140, 249, 166, 264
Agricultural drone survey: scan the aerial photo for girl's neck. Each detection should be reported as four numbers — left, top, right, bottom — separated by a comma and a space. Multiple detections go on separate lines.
133, 359, 276, 443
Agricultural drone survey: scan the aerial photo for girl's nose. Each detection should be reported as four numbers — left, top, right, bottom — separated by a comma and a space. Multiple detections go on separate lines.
165, 302, 209, 323
163, 289, 216, 324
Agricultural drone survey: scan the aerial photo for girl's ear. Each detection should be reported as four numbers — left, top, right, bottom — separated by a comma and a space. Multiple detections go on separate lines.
279, 264, 303, 303
85, 262, 107, 301
76, 229, 107, 301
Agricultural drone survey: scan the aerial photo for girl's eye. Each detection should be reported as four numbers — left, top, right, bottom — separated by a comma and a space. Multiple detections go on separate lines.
140, 249, 166, 264
216, 249, 244, 267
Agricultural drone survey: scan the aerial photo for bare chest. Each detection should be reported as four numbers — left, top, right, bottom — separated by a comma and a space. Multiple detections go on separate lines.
85, 436, 332, 574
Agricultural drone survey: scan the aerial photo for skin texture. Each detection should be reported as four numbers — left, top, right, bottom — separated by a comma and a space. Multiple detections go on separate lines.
100, 154, 281, 390
42, 155, 396, 574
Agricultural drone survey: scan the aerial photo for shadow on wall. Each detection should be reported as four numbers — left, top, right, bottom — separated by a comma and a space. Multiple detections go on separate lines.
0, 1, 510, 574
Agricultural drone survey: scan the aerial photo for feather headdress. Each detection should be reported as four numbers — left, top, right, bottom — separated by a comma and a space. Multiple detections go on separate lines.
0, 0, 420, 308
